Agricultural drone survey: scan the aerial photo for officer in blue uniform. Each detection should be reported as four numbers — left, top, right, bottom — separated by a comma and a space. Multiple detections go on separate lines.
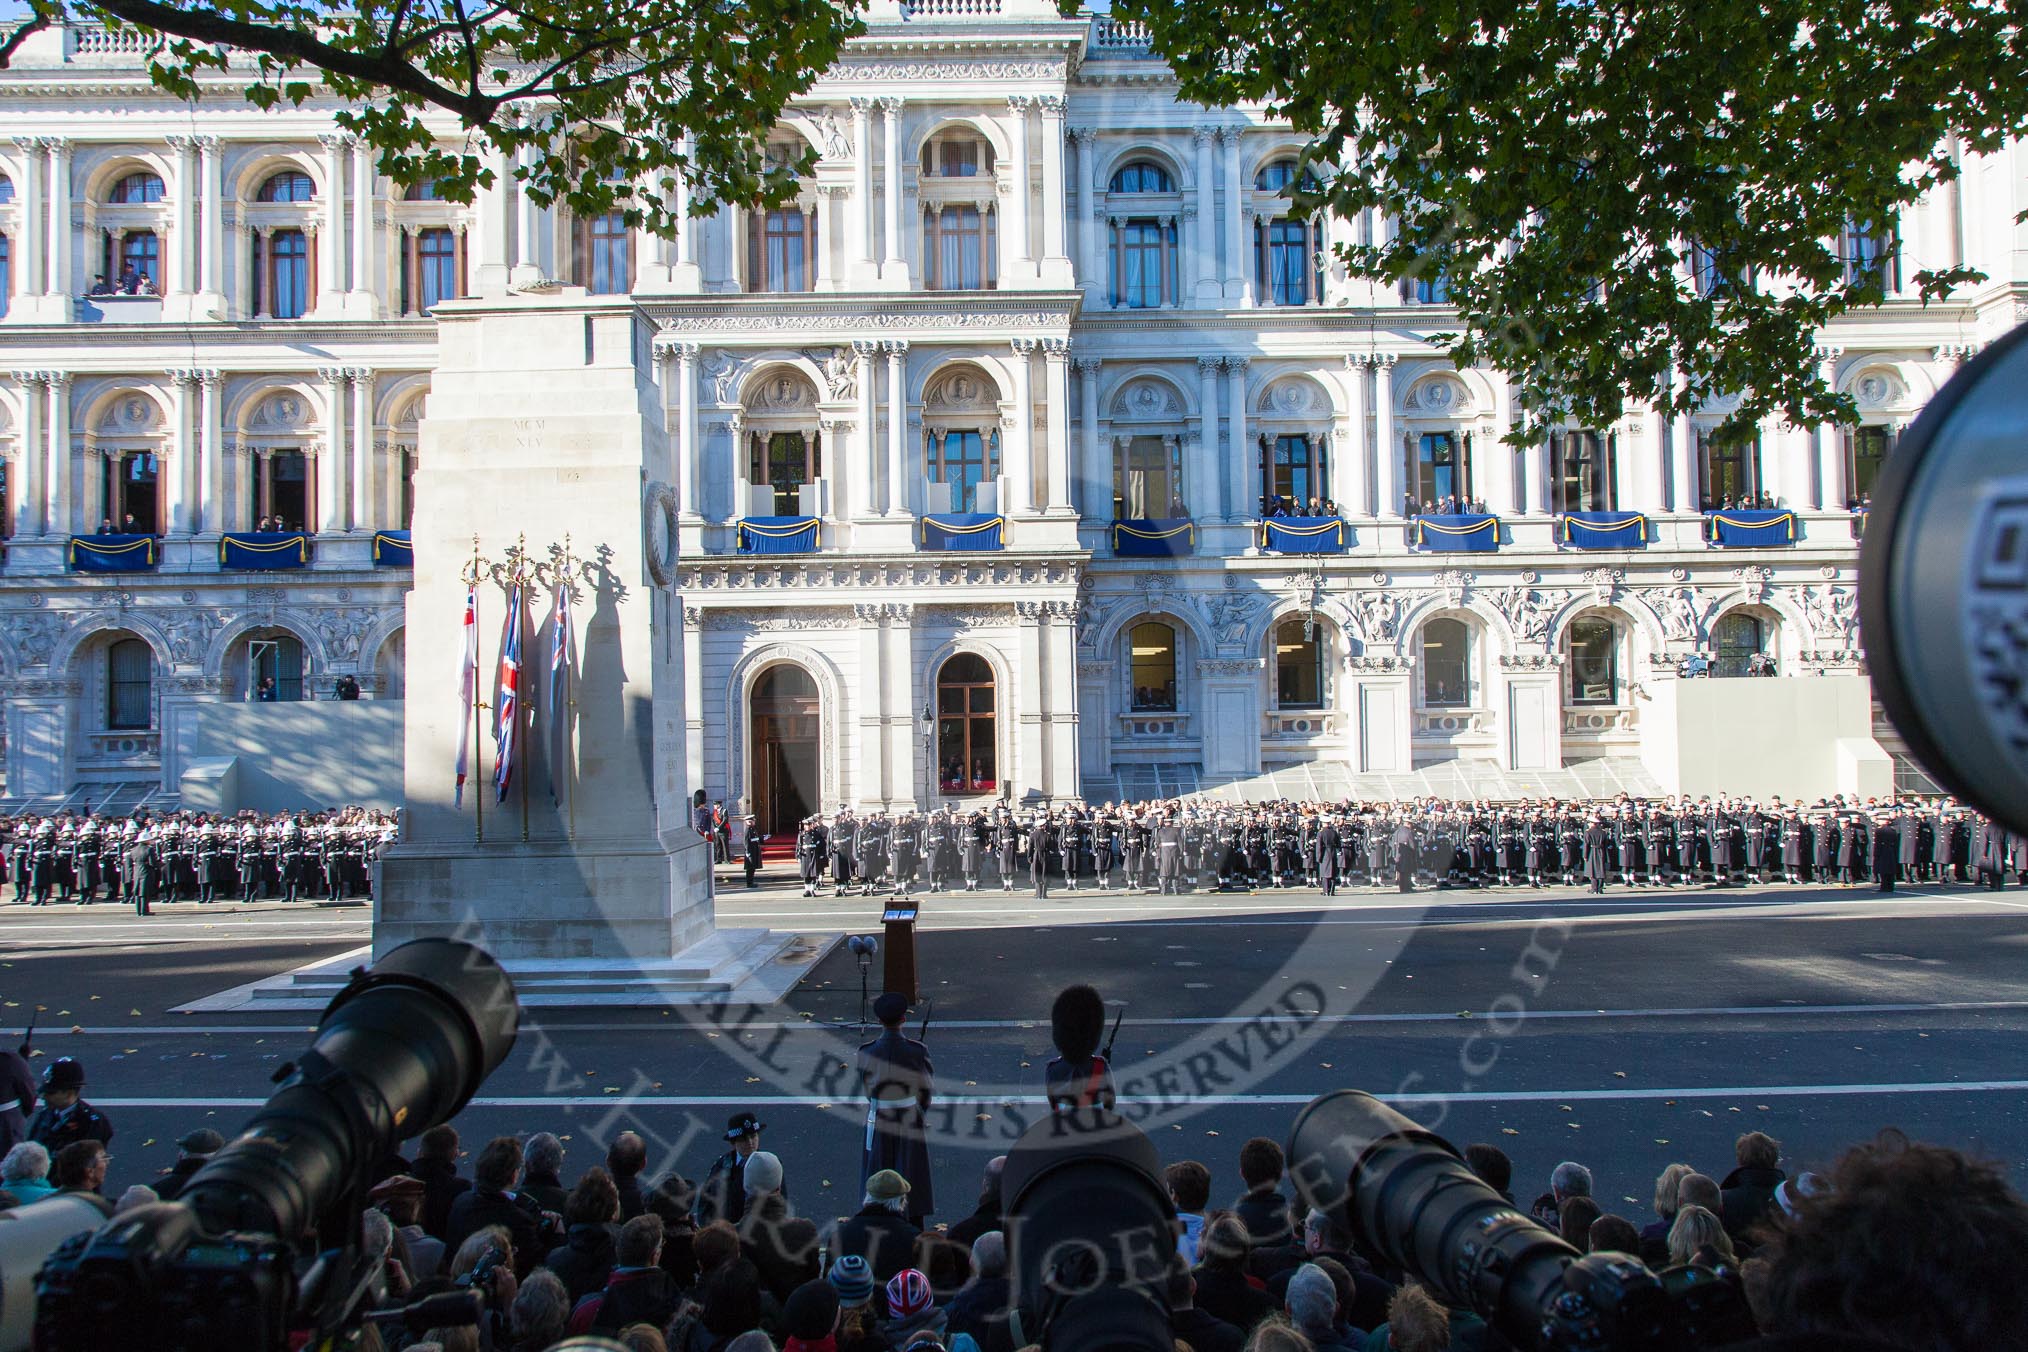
28, 1058, 113, 1154
858, 992, 934, 1224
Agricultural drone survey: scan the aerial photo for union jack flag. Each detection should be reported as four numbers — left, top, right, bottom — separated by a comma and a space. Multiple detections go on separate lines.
454, 584, 477, 807
494, 584, 525, 804
547, 582, 573, 806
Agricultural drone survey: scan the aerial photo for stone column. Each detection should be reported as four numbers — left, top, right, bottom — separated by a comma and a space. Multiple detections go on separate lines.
46, 139, 71, 302
1186, 356, 1215, 519
166, 136, 197, 299
1004, 96, 1032, 284
880, 97, 908, 285
850, 100, 875, 282
1220, 127, 1244, 303
167, 370, 196, 534
1669, 367, 1697, 512
675, 344, 703, 521
852, 341, 879, 519
513, 140, 543, 285
351, 136, 377, 313
473, 137, 512, 296
1075, 356, 1102, 520
1041, 600, 1081, 797
11, 372, 44, 535
854, 603, 889, 806
198, 370, 223, 533
197, 137, 224, 313
317, 367, 347, 534
1336, 355, 1366, 515
9, 140, 43, 308
1015, 604, 1046, 798
1071, 128, 1099, 301
1490, 371, 1519, 514
1006, 339, 1036, 514
1042, 339, 1073, 512
883, 604, 918, 808
1639, 404, 1666, 512
1224, 356, 1250, 521
885, 340, 909, 516
45, 373, 71, 536
1038, 96, 1070, 285
1194, 128, 1220, 303
672, 135, 700, 290
1373, 356, 1398, 517
316, 134, 348, 306
351, 367, 376, 531
1814, 346, 1845, 509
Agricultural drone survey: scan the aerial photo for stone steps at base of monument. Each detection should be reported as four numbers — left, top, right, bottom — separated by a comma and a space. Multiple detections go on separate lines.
177, 929, 840, 1012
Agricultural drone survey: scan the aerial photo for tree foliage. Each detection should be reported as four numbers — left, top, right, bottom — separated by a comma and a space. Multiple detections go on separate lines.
1107, 0, 2028, 438
3, 0, 867, 230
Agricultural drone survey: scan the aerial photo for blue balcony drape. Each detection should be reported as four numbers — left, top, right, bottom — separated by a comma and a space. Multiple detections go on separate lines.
1112, 518, 1195, 557
1409, 513, 1500, 552
1705, 509, 1798, 547
736, 516, 820, 554
1559, 512, 1648, 550
219, 531, 310, 569
68, 534, 157, 572
1262, 516, 1349, 553
921, 513, 1004, 552
371, 530, 414, 566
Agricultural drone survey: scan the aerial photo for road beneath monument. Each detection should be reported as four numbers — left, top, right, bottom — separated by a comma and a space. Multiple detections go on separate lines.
3, 874, 2026, 1230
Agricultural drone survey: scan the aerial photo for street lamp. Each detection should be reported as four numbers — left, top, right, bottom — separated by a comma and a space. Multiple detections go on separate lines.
921, 702, 936, 812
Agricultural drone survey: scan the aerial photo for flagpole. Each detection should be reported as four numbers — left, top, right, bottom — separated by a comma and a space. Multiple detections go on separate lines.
517, 536, 532, 844
561, 534, 578, 844
466, 539, 485, 845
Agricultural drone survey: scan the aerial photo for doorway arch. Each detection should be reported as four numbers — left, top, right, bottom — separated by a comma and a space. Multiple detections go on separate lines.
749, 663, 820, 835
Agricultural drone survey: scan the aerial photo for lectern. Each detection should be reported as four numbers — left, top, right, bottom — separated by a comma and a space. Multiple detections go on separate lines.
880, 903, 919, 1003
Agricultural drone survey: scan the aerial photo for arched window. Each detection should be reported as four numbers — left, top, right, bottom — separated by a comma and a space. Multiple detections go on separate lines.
1265, 434, 1326, 511
403, 179, 446, 201
925, 428, 998, 512
1420, 618, 1473, 707
0, 174, 14, 204
1275, 618, 1324, 709
1110, 161, 1174, 193
750, 207, 814, 293
1254, 159, 1316, 194
107, 638, 153, 730
1568, 618, 1619, 704
256, 170, 315, 203
747, 429, 821, 516
247, 633, 306, 702
249, 449, 310, 529
924, 205, 995, 290
252, 228, 309, 319
1112, 219, 1177, 308
936, 652, 997, 792
923, 135, 992, 179
1711, 612, 1768, 678
574, 212, 630, 295
109, 171, 165, 204
1130, 622, 1177, 711
1553, 431, 1616, 513
1696, 430, 1761, 509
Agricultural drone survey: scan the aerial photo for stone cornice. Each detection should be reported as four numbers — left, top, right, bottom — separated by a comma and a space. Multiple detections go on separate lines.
0, 321, 439, 350
647, 292, 1081, 338
678, 554, 1086, 593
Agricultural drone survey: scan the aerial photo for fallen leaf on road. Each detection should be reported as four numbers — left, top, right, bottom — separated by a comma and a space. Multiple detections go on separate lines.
68, 1026, 81, 1035
603, 1087, 621, 1094
1320, 1063, 1333, 1069
1206, 1130, 1219, 1136
745, 1077, 761, 1084
1501, 1128, 1519, 1136
1655, 1139, 1670, 1145
130, 1010, 141, 1016
1612, 1071, 1627, 1079
142, 1139, 155, 1147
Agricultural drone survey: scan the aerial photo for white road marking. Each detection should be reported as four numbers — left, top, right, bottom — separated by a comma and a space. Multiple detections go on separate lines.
85, 1078, 2028, 1110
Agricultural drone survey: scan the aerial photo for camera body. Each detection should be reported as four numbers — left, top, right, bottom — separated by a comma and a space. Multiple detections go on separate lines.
36, 1217, 293, 1352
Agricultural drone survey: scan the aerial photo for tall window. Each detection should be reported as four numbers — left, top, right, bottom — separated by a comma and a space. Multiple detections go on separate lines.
1690, 240, 1751, 298
403, 179, 446, 201
1711, 612, 1767, 678
249, 450, 311, 528
1266, 434, 1325, 509
1114, 219, 1176, 308
115, 231, 160, 289
924, 206, 995, 290
1568, 618, 1618, 704
1411, 431, 1471, 505
926, 429, 998, 512
107, 638, 153, 730
1554, 431, 1615, 512
1130, 622, 1178, 711
1697, 431, 1761, 508
1849, 426, 1892, 503
1114, 437, 1181, 519
1411, 267, 1451, 304
1, 458, 11, 542
748, 431, 819, 516
935, 653, 997, 791
0, 174, 13, 204
0, 233, 10, 318
1258, 217, 1315, 305
249, 634, 306, 701
1275, 618, 1323, 709
109, 171, 165, 204
101, 451, 161, 533
256, 170, 315, 203
1420, 617, 1472, 707
576, 213, 630, 295
399, 449, 416, 529
416, 228, 458, 309
1111, 161, 1174, 194
924, 137, 992, 179
1843, 218, 1899, 291
751, 207, 814, 293
253, 228, 310, 319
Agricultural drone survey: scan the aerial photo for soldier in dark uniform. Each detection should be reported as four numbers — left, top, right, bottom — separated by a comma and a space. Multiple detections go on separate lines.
124, 829, 155, 917
993, 811, 1019, 892
797, 816, 829, 897
1028, 814, 1055, 898
924, 811, 952, 894
1122, 812, 1148, 893
1873, 808, 1902, 893
1317, 816, 1341, 897
1391, 817, 1417, 893
695, 1111, 770, 1226
1044, 983, 1117, 1114
831, 811, 858, 895
1583, 814, 1611, 893
859, 992, 934, 1224
1058, 811, 1084, 888
959, 812, 986, 892
743, 818, 765, 888
856, 815, 885, 895
886, 814, 916, 896
1154, 813, 1183, 896
28, 1058, 113, 1154
1780, 809, 1806, 884
1091, 810, 1117, 891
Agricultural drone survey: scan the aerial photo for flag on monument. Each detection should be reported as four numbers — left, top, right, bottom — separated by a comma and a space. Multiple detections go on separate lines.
547, 581, 573, 806
455, 583, 478, 807
495, 584, 524, 804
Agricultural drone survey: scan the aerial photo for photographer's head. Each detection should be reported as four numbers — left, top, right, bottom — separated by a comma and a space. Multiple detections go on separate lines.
1754, 1130, 2028, 1350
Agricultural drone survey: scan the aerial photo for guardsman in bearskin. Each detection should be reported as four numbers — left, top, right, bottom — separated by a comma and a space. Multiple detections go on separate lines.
28, 1058, 113, 1153
1044, 983, 1117, 1114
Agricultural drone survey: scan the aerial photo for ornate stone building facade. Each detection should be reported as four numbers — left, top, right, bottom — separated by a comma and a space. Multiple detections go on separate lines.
0, 5, 2013, 817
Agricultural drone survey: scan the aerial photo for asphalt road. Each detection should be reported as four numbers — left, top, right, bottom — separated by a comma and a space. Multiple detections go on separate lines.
3, 876, 2025, 1233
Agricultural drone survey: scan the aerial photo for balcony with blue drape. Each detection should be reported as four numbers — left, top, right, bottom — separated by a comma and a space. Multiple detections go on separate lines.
68, 535, 157, 573
1705, 509, 1798, 547
1111, 519, 1194, 557
219, 531, 311, 569
1409, 513, 1500, 552
921, 513, 1004, 552
1261, 517, 1349, 554
736, 517, 821, 554
1558, 512, 1648, 550
371, 531, 413, 566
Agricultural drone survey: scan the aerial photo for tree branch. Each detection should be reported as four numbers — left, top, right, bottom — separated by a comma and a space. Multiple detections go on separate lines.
0, 9, 54, 68
89, 0, 503, 123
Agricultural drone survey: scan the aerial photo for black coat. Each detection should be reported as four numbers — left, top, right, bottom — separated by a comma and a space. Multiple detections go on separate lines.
1192, 1265, 1276, 1333
945, 1274, 1017, 1352
522, 1168, 569, 1216
413, 1156, 470, 1240
1720, 1164, 1786, 1243
444, 1183, 544, 1275
1172, 1307, 1245, 1352
1234, 1185, 1294, 1247
826, 1204, 923, 1283
946, 1199, 1002, 1250
544, 1222, 619, 1304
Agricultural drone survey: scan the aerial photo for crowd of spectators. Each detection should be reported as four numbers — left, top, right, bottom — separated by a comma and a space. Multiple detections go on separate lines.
0, 1110, 1993, 1352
